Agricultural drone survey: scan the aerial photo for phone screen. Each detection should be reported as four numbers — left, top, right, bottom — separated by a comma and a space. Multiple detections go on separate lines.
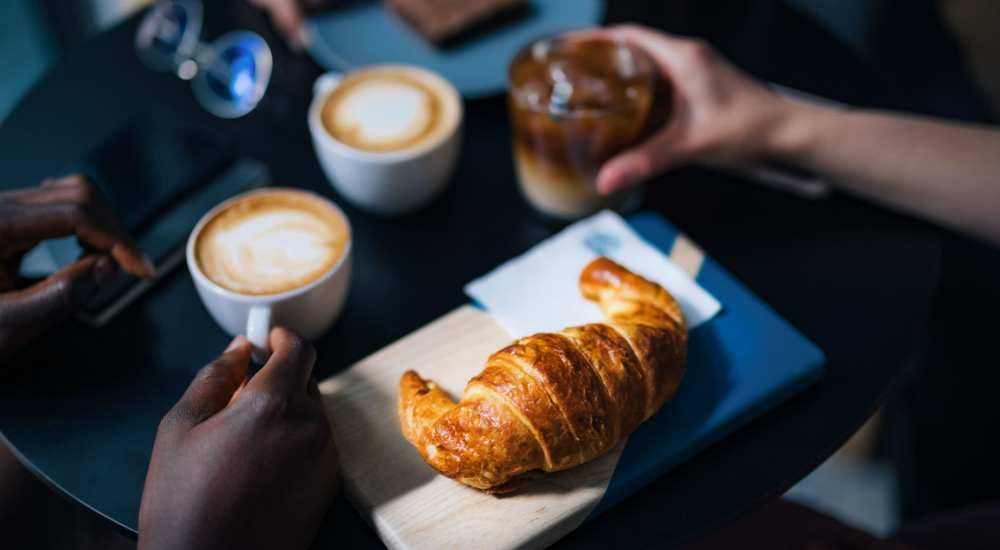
78, 116, 233, 232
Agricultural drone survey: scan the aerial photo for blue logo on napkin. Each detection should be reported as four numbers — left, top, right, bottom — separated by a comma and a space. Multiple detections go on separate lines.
583, 232, 621, 256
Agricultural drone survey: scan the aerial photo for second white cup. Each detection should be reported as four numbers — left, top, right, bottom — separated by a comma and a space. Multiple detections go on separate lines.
307, 64, 463, 216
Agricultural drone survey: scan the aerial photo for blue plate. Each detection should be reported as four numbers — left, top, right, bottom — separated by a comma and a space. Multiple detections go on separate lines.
587, 212, 827, 518
305, 0, 605, 98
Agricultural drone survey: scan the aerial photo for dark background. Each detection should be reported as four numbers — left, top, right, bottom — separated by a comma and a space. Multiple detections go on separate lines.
0, 0, 996, 548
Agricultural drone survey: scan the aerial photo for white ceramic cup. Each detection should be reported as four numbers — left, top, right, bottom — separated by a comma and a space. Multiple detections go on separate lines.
187, 188, 353, 355
307, 64, 463, 216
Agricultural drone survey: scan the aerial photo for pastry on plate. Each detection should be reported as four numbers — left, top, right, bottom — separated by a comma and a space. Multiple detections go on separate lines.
399, 257, 687, 492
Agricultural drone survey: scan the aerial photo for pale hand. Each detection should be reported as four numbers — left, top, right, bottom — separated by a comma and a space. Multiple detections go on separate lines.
593, 25, 791, 195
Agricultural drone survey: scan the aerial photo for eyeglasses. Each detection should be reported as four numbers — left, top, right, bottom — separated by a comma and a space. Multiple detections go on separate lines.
136, 0, 273, 119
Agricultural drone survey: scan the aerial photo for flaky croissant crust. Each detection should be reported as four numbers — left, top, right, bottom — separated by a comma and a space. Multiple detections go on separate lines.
398, 257, 687, 492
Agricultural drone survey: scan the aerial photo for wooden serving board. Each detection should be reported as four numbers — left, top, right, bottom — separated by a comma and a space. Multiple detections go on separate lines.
319, 305, 624, 550
318, 213, 825, 550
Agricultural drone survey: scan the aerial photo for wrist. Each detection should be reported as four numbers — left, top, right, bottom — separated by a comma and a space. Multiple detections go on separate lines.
761, 94, 830, 164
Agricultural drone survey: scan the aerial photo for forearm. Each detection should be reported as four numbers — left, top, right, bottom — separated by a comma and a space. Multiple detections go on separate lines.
770, 100, 1000, 247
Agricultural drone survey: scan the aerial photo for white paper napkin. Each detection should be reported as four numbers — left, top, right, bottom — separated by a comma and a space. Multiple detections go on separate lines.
465, 211, 722, 338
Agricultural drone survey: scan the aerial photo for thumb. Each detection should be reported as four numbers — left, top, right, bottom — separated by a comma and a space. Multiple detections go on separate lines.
0, 255, 115, 359
18, 255, 114, 315
596, 129, 682, 195
164, 337, 252, 433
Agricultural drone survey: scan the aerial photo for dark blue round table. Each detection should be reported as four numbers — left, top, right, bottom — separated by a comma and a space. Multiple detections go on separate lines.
0, 1, 984, 547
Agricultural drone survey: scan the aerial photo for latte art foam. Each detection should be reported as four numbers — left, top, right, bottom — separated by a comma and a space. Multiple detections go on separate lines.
333, 80, 432, 148
196, 191, 349, 295
321, 67, 458, 153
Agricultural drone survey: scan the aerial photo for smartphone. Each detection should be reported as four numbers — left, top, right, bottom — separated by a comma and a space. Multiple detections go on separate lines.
19, 115, 269, 325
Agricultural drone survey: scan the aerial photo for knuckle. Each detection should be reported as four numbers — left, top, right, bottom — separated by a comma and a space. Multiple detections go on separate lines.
60, 175, 97, 200
684, 39, 714, 61
48, 276, 77, 311
187, 359, 238, 393
64, 201, 93, 223
616, 23, 644, 35
196, 359, 228, 382
74, 181, 97, 203
63, 174, 89, 186
276, 329, 315, 366
295, 411, 333, 454
276, 326, 306, 348
243, 388, 289, 419
158, 404, 189, 434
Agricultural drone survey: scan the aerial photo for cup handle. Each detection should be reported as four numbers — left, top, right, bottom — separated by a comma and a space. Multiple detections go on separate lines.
247, 305, 272, 363
314, 72, 343, 98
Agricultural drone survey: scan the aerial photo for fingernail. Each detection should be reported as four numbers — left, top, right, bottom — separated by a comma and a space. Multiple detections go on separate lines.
142, 255, 158, 278
93, 256, 118, 286
595, 171, 618, 196
226, 336, 248, 352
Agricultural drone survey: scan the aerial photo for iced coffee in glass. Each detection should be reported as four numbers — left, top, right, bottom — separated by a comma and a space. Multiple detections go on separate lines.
508, 34, 655, 220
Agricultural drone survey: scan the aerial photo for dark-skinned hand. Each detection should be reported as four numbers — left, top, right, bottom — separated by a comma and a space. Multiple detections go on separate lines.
138, 328, 338, 550
0, 175, 155, 362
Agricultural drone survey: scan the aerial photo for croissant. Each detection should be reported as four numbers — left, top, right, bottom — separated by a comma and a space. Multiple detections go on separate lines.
398, 257, 687, 493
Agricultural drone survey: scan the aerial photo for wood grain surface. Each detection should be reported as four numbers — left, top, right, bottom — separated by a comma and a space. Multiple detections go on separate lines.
319, 306, 626, 550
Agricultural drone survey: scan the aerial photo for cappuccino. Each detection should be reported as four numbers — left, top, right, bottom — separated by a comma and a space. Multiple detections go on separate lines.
320, 66, 460, 153
195, 190, 350, 296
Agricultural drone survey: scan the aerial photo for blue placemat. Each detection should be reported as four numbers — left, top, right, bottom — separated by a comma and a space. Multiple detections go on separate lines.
305, 0, 604, 98
587, 212, 826, 518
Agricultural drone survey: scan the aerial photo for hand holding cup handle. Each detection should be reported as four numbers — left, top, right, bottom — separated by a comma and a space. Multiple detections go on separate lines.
139, 329, 338, 550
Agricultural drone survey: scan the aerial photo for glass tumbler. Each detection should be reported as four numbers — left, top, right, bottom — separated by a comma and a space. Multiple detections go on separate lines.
508, 34, 656, 220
